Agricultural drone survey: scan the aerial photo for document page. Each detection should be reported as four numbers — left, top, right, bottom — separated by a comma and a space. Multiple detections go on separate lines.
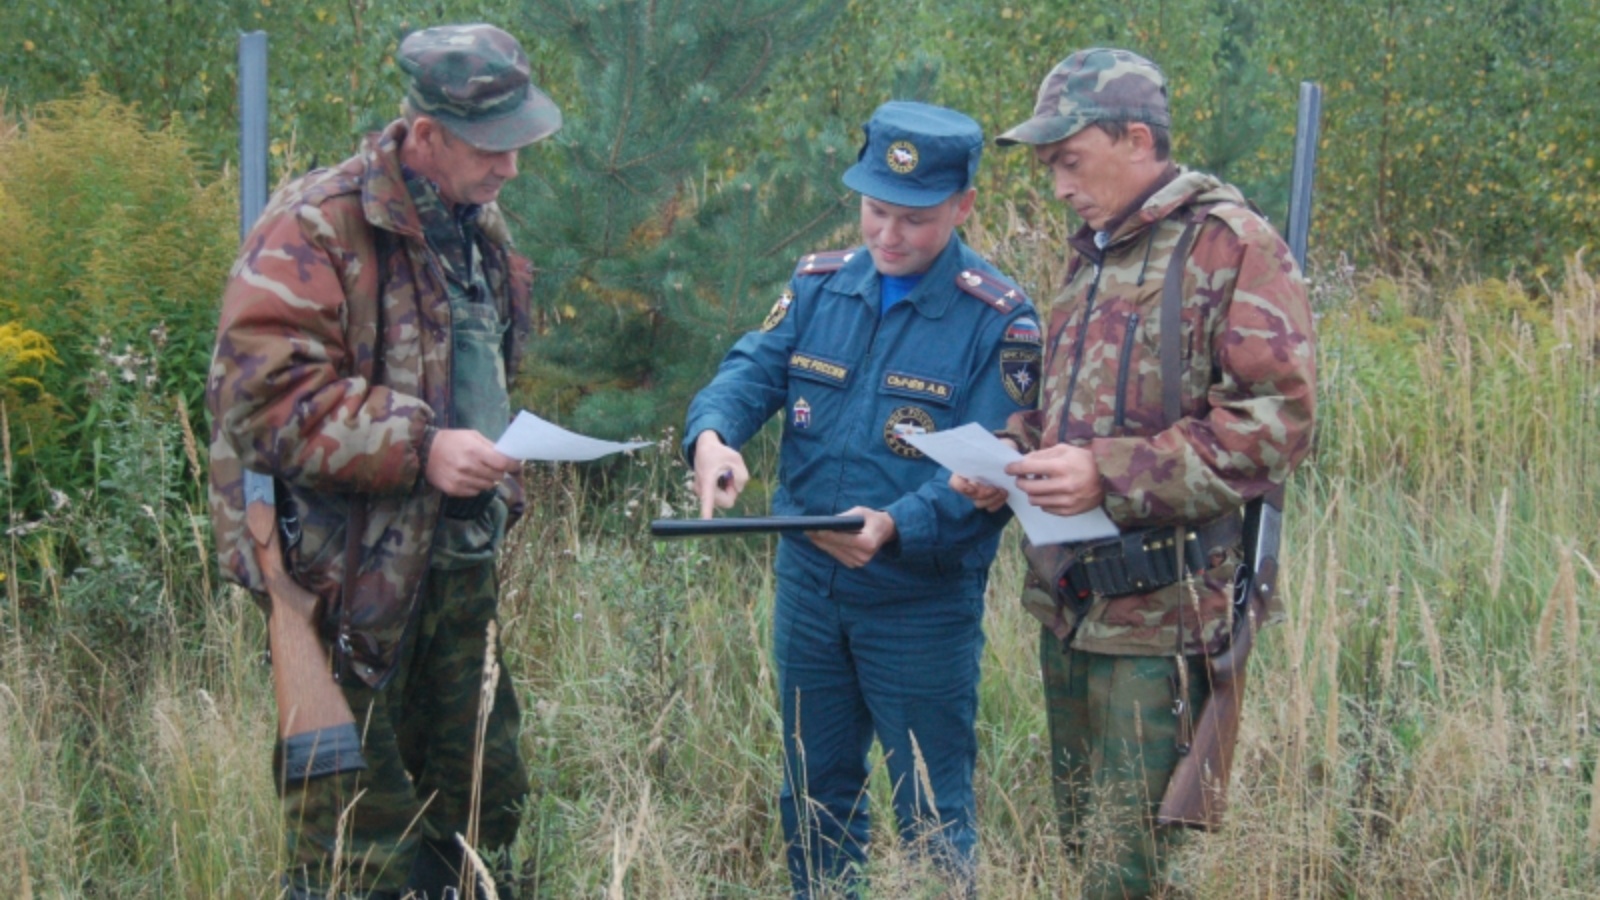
495, 410, 653, 462
904, 423, 1118, 545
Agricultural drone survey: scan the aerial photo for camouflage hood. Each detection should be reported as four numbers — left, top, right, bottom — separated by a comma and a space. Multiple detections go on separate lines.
1097, 169, 1248, 250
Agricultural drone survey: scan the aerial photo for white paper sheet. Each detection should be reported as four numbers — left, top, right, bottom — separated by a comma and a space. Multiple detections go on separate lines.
904, 423, 1118, 545
494, 410, 652, 462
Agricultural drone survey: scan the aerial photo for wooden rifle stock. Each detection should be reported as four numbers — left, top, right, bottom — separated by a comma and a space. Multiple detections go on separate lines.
1157, 553, 1275, 829
245, 483, 360, 743
1159, 483, 1284, 829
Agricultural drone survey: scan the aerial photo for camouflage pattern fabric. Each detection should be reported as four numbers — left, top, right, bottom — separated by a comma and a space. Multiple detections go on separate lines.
1000, 169, 1315, 655
278, 562, 528, 895
405, 170, 514, 570
997, 48, 1171, 147
1041, 631, 1207, 899
207, 118, 533, 688
398, 24, 562, 152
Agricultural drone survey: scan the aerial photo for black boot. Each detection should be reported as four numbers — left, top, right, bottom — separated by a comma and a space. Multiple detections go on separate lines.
403, 837, 466, 899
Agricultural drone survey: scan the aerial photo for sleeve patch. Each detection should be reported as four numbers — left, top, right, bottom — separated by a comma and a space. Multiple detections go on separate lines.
1003, 316, 1042, 345
1000, 346, 1041, 406
761, 289, 794, 332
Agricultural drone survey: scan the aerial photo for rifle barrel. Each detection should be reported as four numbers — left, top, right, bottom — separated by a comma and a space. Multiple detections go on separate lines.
1284, 81, 1323, 272
238, 31, 269, 240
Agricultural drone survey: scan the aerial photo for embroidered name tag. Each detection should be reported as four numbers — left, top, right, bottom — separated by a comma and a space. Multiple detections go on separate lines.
789, 352, 850, 384
882, 371, 954, 404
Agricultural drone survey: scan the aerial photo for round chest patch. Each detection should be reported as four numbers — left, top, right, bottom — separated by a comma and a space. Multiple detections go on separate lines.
883, 405, 936, 458
885, 140, 919, 174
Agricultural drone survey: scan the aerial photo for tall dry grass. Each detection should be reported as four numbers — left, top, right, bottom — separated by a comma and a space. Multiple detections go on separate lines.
3, 208, 1598, 896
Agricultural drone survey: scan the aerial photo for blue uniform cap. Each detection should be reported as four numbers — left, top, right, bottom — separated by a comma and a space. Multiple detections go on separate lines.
842, 101, 983, 208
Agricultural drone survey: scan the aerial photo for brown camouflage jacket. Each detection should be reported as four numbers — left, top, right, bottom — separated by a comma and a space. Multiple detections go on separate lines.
207, 119, 533, 687
1003, 169, 1315, 655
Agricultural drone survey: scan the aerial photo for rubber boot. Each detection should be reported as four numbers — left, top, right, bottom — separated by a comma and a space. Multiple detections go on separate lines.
403, 837, 466, 900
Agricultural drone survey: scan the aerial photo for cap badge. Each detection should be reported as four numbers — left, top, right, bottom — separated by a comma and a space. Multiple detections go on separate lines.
886, 141, 919, 174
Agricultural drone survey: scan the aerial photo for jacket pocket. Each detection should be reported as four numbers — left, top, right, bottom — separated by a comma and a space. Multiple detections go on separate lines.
431, 493, 509, 570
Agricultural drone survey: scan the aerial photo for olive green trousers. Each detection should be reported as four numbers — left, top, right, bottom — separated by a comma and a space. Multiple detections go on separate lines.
1040, 629, 1210, 900
278, 562, 527, 896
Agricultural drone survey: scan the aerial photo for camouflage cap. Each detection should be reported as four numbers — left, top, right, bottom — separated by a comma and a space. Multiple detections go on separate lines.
398, 24, 562, 152
841, 101, 983, 208
996, 48, 1170, 147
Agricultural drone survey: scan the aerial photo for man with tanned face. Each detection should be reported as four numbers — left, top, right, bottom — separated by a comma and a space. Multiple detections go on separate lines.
952, 49, 1316, 898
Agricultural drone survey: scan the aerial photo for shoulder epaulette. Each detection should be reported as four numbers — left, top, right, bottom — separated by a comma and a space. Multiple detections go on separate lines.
955, 268, 1029, 313
794, 249, 858, 277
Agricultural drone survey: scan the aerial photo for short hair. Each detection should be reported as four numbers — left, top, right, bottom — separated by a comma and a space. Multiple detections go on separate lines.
1096, 120, 1171, 161
400, 98, 460, 145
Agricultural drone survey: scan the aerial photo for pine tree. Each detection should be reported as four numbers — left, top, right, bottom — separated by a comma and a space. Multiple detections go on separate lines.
505, 0, 857, 441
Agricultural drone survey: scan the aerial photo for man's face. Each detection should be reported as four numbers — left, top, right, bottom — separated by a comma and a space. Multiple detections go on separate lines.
858, 190, 975, 277
419, 122, 520, 206
1034, 125, 1146, 231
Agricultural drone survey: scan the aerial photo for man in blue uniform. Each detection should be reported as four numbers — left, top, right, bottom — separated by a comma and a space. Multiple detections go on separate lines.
684, 101, 1042, 897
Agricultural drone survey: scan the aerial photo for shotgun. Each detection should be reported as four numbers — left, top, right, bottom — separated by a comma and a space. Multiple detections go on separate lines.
1157, 81, 1320, 829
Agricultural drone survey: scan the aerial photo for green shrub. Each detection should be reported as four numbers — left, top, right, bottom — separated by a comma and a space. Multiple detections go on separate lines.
0, 85, 232, 512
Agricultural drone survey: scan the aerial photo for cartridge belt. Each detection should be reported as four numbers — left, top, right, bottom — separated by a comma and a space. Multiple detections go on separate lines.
1062, 515, 1241, 600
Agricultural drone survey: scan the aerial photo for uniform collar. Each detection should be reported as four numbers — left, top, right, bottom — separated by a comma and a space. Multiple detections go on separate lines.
832, 234, 968, 320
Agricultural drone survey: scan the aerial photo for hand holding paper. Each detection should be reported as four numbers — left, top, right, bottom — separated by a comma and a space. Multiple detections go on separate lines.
903, 423, 1117, 545
494, 410, 652, 462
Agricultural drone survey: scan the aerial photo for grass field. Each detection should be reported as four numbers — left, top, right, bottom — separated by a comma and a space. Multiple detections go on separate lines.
4, 245, 1598, 897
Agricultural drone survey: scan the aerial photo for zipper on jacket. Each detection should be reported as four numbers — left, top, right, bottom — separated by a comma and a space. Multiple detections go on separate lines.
1054, 259, 1106, 445
822, 290, 883, 596
1113, 312, 1140, 429
839, 297, 886, 509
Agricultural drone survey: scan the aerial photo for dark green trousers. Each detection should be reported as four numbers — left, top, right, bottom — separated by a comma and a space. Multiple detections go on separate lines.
1040, 629, 1210, 900
279, 562, 528, 896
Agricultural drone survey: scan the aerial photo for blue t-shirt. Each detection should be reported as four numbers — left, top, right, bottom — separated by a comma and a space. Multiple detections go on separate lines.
880, 273, 923, 316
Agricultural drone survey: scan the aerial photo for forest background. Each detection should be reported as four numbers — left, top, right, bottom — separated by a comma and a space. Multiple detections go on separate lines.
1, 0, 1598, 896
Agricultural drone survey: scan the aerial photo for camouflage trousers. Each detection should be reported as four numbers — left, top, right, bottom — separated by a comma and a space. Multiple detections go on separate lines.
1039, 629, 1210, 900
278, 561, 528, 896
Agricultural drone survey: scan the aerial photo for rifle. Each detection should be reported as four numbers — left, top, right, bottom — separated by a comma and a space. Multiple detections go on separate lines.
239, 33, 364, 781
1157, 82, 1320, 830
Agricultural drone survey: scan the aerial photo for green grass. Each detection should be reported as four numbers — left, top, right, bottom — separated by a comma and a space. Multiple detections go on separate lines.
4, 248, 1600, 897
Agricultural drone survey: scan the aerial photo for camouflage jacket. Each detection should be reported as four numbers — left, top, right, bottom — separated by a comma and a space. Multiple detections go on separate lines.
207, 119, 533, 687
1002, 169, 1315, 655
